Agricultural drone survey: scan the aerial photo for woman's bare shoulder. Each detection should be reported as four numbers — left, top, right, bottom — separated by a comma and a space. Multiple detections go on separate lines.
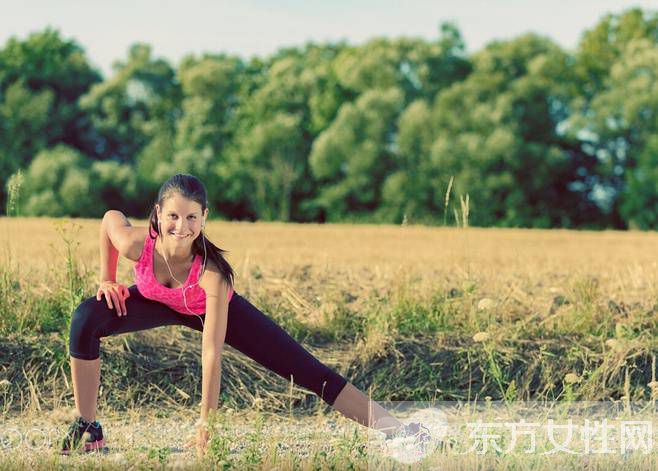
199, 258, 230, 293
123, 226, 150, 262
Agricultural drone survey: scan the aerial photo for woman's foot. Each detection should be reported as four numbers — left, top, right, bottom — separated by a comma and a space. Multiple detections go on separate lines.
375, 421, 438, 465
386, 422, 433, 453
60, 416, 108, 455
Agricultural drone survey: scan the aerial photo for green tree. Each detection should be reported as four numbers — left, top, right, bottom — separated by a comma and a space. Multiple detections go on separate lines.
623, 136, 658, 229
225, 45, 346, 221
237, 112, 303, 220
0, 80, 53, 176
148, 54, 246, 212
309, 87, 404, 220
428, 34, 601, 227
574, 8, 658, 100
12, 145, 137, 217
15, 145, 99, 216
0, 28, 100, 213
310, 24, 470, 222
91, 159, 139, 214
574, 39, 658, 228
568, 8, 658, 227
380, 99, 436, 222
79, 43, 181, 163
333, 23, 471, 103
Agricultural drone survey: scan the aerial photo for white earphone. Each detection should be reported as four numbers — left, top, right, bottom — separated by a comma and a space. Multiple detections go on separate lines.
158, 215, 208, 330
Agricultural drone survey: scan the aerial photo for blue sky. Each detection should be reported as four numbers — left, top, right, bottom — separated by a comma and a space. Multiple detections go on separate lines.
2, 0, 657, 77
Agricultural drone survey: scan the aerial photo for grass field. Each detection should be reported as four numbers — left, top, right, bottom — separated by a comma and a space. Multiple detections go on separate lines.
1, 217, 658, 469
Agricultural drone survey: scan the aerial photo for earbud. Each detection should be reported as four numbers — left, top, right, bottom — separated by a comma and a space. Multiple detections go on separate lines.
154, 210, 207, 331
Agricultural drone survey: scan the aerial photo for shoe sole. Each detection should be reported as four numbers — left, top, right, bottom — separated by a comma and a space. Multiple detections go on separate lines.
60, 439, 108, 455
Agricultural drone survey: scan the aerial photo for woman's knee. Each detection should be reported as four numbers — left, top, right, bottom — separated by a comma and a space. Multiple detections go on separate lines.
307, 364, 349, 406
70, 298, 107, 333
69, 297, 106, 359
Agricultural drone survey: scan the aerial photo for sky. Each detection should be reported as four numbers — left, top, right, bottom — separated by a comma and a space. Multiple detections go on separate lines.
2, 0, 657, 78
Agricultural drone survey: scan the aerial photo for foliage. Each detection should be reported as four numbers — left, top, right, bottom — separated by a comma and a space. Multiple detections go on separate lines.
2, 10, 658, 228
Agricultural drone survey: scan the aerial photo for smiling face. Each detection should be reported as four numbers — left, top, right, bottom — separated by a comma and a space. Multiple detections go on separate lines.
156, 193, 208, 244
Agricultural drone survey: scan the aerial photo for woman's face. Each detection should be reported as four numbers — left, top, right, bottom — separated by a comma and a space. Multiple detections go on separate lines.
156, 193, 208, 245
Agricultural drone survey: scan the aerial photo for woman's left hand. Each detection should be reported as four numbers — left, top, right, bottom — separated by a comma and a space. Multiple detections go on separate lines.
184, 424, 209, 459
196, 425, 210, 458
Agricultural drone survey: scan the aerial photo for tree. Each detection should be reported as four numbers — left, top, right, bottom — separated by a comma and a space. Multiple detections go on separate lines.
237, 112, 303, 220
225, 45, 347, 221
15, 145, 98, 216
12, 145, 137, 217
568, 8, 658, 227
623, 136, 658, 229
79, 43, 181, 163
574, 8, 658, 100
380, 99, 436, 222
574, 39, 658, 228
149, 54, 247, 212
0, 80, 53, 178
427, 34, 601, 227
333, 23, 471, 104
0, 28, 101, 213
312, 24, 471, 222
309, 87, 404, 220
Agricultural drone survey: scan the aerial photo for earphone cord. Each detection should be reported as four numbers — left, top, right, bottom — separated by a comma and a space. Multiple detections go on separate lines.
159, 227, 207, 330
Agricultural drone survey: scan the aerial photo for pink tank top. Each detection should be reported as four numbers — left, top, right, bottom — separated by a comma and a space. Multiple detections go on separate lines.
134, 233, 233, 315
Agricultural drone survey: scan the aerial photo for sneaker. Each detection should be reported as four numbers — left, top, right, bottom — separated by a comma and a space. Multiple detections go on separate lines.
60, 416, 108, 455
386, 422, 433, 453
379, 421, 435, 464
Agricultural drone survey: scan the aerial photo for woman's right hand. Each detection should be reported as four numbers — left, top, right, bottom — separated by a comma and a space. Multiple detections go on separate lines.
97, 281, 130, 316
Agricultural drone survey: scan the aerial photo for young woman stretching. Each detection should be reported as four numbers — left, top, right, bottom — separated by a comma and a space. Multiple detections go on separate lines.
60, 174, 429, 457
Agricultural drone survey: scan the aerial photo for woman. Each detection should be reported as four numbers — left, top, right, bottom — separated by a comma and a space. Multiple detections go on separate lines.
60, 174, 429, 457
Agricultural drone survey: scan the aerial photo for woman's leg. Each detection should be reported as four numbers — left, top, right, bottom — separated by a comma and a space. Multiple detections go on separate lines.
68, 285, 194, 421
70, 358, 101, 422
332, 383, 402, 437
221, 293, 402, 435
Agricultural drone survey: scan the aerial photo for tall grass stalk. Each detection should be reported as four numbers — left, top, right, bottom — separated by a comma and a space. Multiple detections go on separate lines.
52, 220, 88, 314
460, 193, 470, 228
5, 169, 24, 217
443, 175, 454, 226
51, 220, 91, 370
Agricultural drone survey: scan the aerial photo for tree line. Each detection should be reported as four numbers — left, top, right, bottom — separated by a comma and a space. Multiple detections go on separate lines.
1, 8, 657, 229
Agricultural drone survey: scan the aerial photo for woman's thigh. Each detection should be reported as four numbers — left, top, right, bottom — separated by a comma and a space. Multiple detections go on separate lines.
69, 285, 199, 359
224, 293, 347, 404
96, 285, 200, 336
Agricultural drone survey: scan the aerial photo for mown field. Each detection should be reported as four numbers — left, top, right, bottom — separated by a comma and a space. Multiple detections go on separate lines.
1, 217, 658, 469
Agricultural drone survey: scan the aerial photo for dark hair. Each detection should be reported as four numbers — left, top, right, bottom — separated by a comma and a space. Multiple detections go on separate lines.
147, 174, 235, 289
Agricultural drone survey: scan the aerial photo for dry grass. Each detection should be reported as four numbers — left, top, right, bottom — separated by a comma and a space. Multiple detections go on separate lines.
1, 406, 657, 470
1, 217, 658, 468
3, 217, 658, 303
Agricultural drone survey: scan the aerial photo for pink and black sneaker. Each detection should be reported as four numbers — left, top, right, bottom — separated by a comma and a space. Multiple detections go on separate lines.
386, 422, 433, 453
60, 416, 108, 455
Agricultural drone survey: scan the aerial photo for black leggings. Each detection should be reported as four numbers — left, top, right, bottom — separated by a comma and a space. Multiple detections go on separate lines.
69, 285, 348, 406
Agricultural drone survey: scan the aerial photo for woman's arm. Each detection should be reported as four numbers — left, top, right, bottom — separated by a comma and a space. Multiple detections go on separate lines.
98, 210, 143, 316
199, 265, 231, 422
99, 210, 145, 282
99, 210, 127, 282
